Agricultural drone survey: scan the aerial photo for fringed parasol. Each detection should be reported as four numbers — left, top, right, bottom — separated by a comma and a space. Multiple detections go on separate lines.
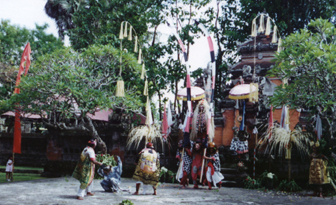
177, 86, 205, 101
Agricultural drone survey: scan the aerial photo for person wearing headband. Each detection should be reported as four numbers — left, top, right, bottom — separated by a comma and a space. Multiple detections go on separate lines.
203, 142, 224, 190
73, 138, 102, 200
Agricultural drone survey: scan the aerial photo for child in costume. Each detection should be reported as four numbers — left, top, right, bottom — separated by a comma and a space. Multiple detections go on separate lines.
5, 156, 13, 182
97, 156, 122, 192
203, 142, 224, 190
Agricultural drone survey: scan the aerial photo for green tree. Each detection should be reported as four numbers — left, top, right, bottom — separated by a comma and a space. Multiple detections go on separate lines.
45, 0, 168, 50
201, 0, 246, 103
238, 0, 335, 37
0, 45, 143, 152
0, 20, 63, 101
269, 18, 336, 139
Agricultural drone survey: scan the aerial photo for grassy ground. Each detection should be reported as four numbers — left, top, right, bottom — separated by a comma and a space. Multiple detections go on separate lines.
0, 172, 47, 183
0, 166, 43, 171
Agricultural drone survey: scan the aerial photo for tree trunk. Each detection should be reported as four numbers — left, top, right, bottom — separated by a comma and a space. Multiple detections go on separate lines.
84, 116, 107, 154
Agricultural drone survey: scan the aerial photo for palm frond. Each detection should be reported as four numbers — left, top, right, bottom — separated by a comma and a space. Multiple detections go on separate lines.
258, 125, 310, 158
126, 123, 165, 149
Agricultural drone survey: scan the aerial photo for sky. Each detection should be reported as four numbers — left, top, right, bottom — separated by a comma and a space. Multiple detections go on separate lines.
0, 0, 216, 71
0, 0, 218, 114
0, 0, 58, 36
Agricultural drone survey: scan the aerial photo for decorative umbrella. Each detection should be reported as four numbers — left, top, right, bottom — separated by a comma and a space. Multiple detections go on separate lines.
229, 84, 258, 100
177, 86, 205, 101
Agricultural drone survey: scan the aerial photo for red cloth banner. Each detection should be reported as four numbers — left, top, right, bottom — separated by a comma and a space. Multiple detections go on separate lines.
13, 43, 31, 154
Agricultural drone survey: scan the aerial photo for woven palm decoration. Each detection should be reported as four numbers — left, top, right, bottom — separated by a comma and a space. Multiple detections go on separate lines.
251, 12, 281, 52
116, 21, 142, 97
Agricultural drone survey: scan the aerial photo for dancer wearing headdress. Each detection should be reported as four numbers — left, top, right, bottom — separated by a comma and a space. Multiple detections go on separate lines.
133, 142, 161, 195
203, 142, 224, 190
73, 139, 102, 200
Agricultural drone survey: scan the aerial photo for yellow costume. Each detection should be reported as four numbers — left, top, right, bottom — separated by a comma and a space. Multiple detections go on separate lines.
133, 148, 160, 187
309, 153, 329, 185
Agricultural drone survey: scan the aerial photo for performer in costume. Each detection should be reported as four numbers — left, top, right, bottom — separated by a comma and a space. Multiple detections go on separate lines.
191, 100, 211, 141
191, 140, 205, 189
309, 142, 329, 197
133, 142, 160, 195
176, 140, 193, 188
97, 156, 122, 192
203, 142, 224, 190
73, 139, 102, 200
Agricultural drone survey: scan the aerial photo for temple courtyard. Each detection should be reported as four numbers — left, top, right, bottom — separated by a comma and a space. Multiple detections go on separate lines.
0, 177, 335, 205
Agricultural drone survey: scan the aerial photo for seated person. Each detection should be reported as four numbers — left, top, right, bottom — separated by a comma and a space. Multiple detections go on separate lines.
97, 156, 122, 192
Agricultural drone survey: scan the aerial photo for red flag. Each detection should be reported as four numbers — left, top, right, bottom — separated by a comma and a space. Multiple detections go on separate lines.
268, 105, 273, 140
13, 43, 31, 154
162, 105, 168, 140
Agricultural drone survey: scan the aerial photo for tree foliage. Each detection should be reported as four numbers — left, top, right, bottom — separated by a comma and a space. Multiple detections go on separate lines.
239, 0, 335, 36
269, 18, 336, 139
0, 45, 143, 151
0, 20, 64, 101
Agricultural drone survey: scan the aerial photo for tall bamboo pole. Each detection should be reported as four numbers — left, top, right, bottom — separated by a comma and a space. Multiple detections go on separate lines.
199, 149, 207, 183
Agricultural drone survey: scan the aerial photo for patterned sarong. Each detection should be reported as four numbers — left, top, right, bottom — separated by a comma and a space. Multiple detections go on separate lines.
72, 150, 95, 189
309, 156, 329, 185
132, 148, 160, 187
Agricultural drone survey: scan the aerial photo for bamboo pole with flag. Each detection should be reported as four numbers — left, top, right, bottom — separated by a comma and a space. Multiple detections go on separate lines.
253, 126, 258, 179
268, 105, 274, 140
13, 43, 31, 154
194, 20, 216, 183
162, 105, 169, 140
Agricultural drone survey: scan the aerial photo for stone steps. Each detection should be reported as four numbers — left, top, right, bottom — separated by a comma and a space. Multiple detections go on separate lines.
221, 167, 248, 188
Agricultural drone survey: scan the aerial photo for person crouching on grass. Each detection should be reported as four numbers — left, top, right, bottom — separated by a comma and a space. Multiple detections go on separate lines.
72, 138, 102, 200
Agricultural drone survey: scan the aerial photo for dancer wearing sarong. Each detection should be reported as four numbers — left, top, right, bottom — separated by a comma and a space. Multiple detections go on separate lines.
204, 142, 224, 190
97, 156, 122, 192
133, 142, 160, 195
309, 142, 329, 197
73, 139, 102, 200
176, 140, 193, 188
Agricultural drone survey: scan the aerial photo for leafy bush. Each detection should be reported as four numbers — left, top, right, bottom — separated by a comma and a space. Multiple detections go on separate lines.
119, 199, 134, 205
278, 180, 302, 192
244, 176, 262, 189
160, 167, 177, 183
96, 153, 117, 167
94, 154, 117, 179
259, 170, 278, 189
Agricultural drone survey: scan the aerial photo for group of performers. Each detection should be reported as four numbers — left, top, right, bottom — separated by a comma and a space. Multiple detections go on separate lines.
72, 139, 160, 199
72, 138, 124, 200
176, 139, 224, 190
176, 99, 224, 190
